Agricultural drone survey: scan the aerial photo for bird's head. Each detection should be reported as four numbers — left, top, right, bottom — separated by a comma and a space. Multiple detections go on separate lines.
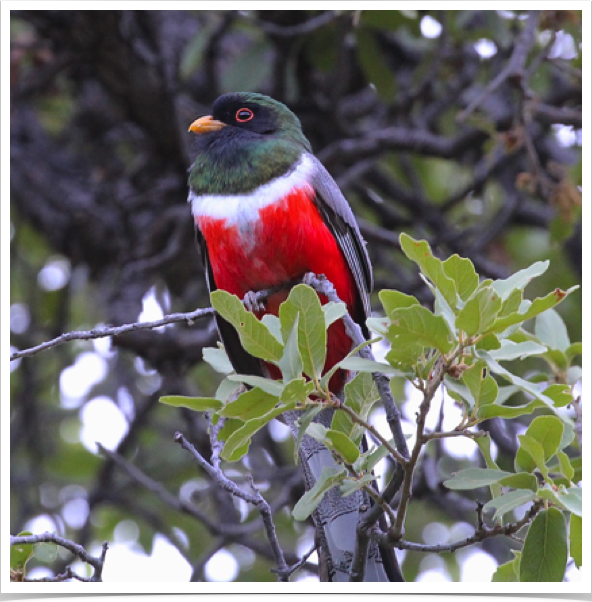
189, 92, 311, 151
188, 93, 312, 195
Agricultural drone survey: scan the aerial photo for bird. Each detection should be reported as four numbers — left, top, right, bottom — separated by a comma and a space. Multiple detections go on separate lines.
187, 92, 403, 582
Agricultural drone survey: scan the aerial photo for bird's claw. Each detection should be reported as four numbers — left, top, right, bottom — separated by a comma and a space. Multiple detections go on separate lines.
243, 290, 266, 313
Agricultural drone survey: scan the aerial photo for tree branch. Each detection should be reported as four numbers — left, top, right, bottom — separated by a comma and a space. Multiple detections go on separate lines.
174, 431, 290, 581
457, 10, 540, 122
10, 307, 215, 361
10, 534, 108, 582
381, 500, 543, 553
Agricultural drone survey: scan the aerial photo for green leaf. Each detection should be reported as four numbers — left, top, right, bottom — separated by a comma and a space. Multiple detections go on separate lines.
387, 305, 454, 355
475, 433, 500, 469
456, 287, 502, 337
516, 435, 549, 479
305, 422, 329, 442
222, 403, 295, 461
519, 507, 567, 582
475, 333, 501, 351
292, 466, 347, 521
280, 378, 315, 405
219, 388, 279, 420
11, 531, 34, 572
499, 288, 523, 317
359, 442, 393, 473
564, 487, 583, 515
476, 350, 563, 412
325, 429, 360, 464
202, 345, 234, 374
211, 290, 284, 362
385, 339, 425, 369
488, 286, 578, 334
541, 348, 568, 371
559, 421, 576, 451
442, 254, 479, 302
261, 314, 283, 344
491, 260, 549, 300
227, 374, 284, 396
338, 356, 406, 377
277, 315, 303, 382
565, 342, 582, 363
553, 451, 574, 482
487, 340, 547, 361
159, 395, 223, 412
462, 360, 498, 412
323, 301, 348, 328
33, 542, 58, 564
443, 468, 512, 490
399, 234, 458, 309
516, 416, 564, 473
431, 281, 457, 334
542, 384, 572, 408
477, 399, 545, 420
483, 489, 536, 520
498, 472, 538, 492
535, 308, 570, 351
570, 514, 582, 568
331, 372, 380, 444
492, 554, 520, 582
215, 378, 242, 402
443, 376, 474, 412
280, 284, 326, 381
294, 405, 324, 462
545, 486, 581, 516
566, 366, 582, 386
340, 474, 378, 497
378, 289, 419, 318
366, 316, 390, 335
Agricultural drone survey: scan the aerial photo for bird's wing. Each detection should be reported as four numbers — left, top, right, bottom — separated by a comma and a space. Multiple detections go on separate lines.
195, 229, 264, 378
307, 154, 373, 336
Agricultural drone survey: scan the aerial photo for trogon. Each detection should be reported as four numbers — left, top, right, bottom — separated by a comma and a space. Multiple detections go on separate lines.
188, 92, 403, 582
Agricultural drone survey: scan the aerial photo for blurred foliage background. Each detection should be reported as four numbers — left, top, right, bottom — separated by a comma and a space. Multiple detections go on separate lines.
9, 9, 582, 582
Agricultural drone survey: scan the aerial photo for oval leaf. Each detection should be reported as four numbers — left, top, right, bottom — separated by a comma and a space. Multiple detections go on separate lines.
159, 395, 223, 412
280, 284, 327, 381
292, 466, 346, 521
325, 429, 360, 464
520, 507, 567, 582
443, 468, 511, 490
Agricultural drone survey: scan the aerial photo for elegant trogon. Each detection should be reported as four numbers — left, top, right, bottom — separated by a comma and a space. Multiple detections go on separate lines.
188, 92, 402, 582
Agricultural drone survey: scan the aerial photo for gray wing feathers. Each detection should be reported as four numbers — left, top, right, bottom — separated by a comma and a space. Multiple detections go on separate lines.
308, 154, 373, 321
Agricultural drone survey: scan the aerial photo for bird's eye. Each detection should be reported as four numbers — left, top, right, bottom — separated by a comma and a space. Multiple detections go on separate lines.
235, 108, 254, 123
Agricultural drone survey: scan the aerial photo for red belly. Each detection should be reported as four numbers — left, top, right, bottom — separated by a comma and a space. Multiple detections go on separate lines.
197, 186, 359, 392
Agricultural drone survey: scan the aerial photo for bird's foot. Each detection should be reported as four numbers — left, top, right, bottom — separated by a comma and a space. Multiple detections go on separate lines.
243, 290, 266, 313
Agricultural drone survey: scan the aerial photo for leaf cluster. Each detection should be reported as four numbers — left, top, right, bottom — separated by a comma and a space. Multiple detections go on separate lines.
160, 235, 581, 582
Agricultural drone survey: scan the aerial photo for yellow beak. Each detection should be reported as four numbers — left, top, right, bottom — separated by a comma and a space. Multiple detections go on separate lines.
188, 115, 226, 134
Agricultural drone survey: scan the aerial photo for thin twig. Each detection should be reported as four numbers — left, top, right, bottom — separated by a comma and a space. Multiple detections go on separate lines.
337, 402, 407, 465
380, 500, 542, 552
10, 279, 301, 362
457, 11, 540, 122
174, 431, 290, 581
10, 307, 214, 361
250, 10, 340, 37
10, 534, 108, 582
392, 356, 450, 538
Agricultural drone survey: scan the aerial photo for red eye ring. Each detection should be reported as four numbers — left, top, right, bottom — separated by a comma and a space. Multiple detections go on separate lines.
235, 108, 254, 123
